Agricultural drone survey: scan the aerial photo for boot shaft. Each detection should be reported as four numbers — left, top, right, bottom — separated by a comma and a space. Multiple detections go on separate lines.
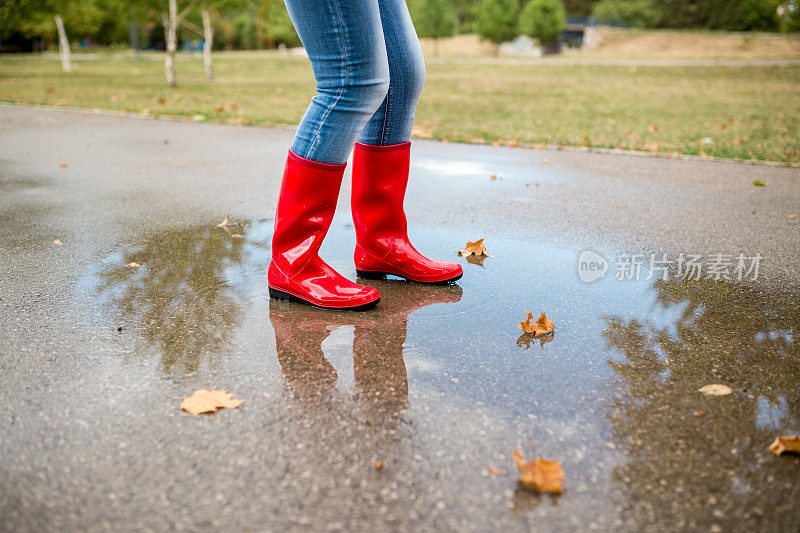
351, 141, 411, 242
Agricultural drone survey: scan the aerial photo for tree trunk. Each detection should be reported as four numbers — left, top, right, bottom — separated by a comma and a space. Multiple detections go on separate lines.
165, 0, 177, 87
128, 7, 139, 52
201, 8, 214, 80
54, 15, 72, 73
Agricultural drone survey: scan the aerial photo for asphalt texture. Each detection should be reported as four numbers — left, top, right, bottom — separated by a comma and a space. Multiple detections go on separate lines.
1, 105, 799, 532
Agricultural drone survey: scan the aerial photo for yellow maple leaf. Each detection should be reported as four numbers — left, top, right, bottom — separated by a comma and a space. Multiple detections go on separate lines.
458, 238, 489, 257
181, 389, 244, 416
768, 435, 800, 456
513, 449, 564, 494
518, 310, 555, 336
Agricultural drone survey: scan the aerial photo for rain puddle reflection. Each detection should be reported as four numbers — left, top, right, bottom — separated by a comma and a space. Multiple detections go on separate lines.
78, 218, 799, 529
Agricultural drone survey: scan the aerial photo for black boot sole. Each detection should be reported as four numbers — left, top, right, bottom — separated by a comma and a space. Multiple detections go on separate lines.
355, 269, 463, 285
268, 287, 379, 311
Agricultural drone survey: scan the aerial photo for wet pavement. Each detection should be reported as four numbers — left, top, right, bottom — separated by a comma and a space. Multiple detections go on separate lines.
1, 105, 799, 532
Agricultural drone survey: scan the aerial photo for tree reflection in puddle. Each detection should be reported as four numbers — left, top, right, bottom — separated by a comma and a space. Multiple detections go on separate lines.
603, 278, 800, 530
94, 220, 269, 378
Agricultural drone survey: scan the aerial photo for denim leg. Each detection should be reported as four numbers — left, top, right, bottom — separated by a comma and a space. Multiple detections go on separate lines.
358, 0, 426, 146
284, 0, 390, 165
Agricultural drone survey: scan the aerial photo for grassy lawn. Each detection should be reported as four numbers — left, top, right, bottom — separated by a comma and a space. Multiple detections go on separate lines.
1, 50, 798, 163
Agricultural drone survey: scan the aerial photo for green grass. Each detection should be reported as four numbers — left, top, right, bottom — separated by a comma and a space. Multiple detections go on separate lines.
1, 51, 798, 163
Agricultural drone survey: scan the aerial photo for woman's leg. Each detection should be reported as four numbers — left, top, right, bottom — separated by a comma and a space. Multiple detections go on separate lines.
358, 0, 426, 146
284, 0, 390, 164
349, 1, 462, 284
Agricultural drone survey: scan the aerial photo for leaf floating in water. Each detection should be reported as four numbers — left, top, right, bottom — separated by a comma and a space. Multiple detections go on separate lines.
126, 262, 141, 267
181, 389, 244, 416
698, 384, 732, 396
768, 435, 800, 456
215, 215, 230, 228
458, 238, 490, 257
518, 310, 555, 337
513, 445, 564, 494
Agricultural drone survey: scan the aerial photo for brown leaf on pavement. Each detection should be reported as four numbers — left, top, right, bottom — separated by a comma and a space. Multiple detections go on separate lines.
698, 384, 732, 396
458, 238, 490, 257
181, 389, 244, 415
488, 465, 506, 476
518, 310, 555, 337
768, 435, 800, 456
513, 449, 564, 494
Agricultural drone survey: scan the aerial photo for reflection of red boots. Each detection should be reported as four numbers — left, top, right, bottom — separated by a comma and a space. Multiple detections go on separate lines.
351, 142, 463, 284
268, 151, 380, 310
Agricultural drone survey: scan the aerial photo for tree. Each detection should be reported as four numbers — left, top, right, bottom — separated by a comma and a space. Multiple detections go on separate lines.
0, 0, 102, 65
475, 0, 520, 52
519, 0, 567, 51
412, 0, 458, 56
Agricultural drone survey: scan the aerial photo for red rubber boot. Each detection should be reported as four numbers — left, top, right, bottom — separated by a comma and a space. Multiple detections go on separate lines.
268, 150, 380, 310
351, 142, 463, 284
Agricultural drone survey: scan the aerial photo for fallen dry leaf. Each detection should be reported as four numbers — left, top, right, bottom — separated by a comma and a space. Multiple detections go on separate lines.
786, 214, 797, 219
518, 310, 555, 337
213, 104, 225, 113
230, 233, 244, 239
126, 262, 141, 267
59, 163, 68, 168
768, 435, 800, 456
698, 384, 732, 396
488, 465, 506, 476
181, 389, 244, 415
373, 461, 384, 470
534, 181, 540, 187
490, 174, 498, 181
52, 239, 63, 246
693, 411, 706, 418
542, 159, 549, 164
648, 124, 659, 132
215, 215, 230, 228
513, 448, 564, 494
458, 238, 489, 257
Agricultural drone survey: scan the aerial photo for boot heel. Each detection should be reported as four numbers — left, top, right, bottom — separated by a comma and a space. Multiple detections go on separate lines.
355, 269, 386, 280
269, 287, 299, 302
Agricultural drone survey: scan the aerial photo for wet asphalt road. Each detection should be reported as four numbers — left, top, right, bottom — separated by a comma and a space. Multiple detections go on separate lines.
1, 105, 799, 532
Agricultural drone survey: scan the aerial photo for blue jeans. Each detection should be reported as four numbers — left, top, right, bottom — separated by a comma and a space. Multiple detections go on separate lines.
284, 0, 425, 165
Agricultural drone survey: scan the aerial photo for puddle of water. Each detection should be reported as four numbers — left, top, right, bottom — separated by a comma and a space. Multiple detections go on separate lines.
70, 218, 800, 530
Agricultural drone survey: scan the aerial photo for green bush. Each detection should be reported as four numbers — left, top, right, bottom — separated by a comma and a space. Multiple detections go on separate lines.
592, 0, 661, 28
475, 0, 520, 45
519, 0, 567, 45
